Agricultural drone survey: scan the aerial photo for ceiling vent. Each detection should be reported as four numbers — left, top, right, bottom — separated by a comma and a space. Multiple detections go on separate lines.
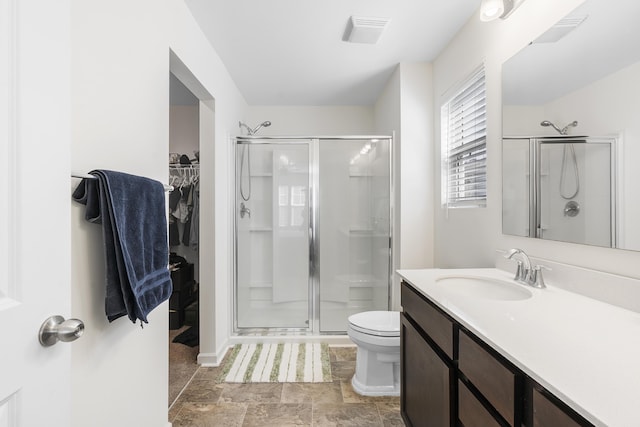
533, 15, 589, 44
344, 16, 390, 44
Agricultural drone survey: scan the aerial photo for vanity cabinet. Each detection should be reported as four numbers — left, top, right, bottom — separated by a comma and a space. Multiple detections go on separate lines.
400, 281, 594, 427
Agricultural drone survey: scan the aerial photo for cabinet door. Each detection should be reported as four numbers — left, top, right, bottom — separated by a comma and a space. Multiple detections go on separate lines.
401, 314, 452, 427
458, 380, 502, 427
533, 388, 592, 427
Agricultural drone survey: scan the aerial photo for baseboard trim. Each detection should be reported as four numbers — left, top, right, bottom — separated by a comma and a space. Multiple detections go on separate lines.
197, 343, 231, 367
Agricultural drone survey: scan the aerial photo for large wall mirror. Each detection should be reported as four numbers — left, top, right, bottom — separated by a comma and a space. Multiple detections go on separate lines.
502, 0, 640, 251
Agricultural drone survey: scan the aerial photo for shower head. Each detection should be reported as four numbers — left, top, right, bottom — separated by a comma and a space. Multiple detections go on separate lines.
561, 121, 578, 135
540, 120, 578, 135
251, 121, 271, 135
238, 120, 272, 135
540, 120, 563, 135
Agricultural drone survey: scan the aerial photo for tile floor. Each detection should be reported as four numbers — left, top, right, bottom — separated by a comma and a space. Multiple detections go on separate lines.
169, 333, 404, 426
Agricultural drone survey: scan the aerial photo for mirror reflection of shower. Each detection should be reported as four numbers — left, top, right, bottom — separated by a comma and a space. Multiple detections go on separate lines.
238, 120, 272, 203
540, 120, 580, 200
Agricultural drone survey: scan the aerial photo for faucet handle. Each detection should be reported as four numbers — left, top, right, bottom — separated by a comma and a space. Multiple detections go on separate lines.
530, 264, 550, 289
513, 260, 525, 282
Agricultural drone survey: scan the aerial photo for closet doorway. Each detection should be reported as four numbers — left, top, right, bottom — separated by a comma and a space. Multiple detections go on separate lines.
168, 70, 203, 406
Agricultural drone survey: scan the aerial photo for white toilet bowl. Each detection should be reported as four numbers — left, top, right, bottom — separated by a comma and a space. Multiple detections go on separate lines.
347, 310, 400, 396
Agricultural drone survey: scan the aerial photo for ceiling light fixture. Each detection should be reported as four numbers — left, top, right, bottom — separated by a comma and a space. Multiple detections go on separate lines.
480, 0, 525, 22
343, 16, 390, 44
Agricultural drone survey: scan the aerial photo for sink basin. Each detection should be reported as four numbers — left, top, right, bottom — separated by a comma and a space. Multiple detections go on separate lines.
436, 276, 533, 301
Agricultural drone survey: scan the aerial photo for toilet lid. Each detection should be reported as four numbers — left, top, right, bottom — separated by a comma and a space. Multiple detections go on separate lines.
348, 311, 400, 337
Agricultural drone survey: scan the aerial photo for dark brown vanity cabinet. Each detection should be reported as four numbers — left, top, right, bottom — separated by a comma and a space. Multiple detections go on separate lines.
401, 282, 455, 427
458, 330, 523, 426
400, 280, 594, 427
531, 387, 588, 427
401, 315, 452, 426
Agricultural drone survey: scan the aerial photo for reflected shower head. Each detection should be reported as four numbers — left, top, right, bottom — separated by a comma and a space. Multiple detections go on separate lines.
561, 121, 578, 134
239, 120, 272, 135
540, 120, 563, 135
251, 121, 271, 134
540, 120, 578, 135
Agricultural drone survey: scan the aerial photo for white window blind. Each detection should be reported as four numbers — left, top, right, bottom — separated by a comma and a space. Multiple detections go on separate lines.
441, 66, 487, 208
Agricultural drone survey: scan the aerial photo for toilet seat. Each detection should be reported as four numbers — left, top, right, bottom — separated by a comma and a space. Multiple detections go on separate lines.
348, 311, 400, 337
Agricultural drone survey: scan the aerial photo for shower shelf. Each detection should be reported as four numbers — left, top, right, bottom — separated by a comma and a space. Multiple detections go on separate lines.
248, 281, 273, 288
350, 228, 373, 233
251, 173, 272, 177
249, 227, 273, 232
349, 173, 374, 177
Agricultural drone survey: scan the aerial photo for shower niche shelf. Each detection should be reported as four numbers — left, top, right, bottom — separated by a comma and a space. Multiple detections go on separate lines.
249, 226, 273, 232
349, 228, 374, 234
248, 281, 273, 288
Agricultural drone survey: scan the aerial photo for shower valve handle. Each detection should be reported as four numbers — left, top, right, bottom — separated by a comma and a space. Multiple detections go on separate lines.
240, 202, 251, 218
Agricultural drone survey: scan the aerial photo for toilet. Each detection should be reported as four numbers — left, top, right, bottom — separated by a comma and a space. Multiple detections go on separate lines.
347, 310, 400, 396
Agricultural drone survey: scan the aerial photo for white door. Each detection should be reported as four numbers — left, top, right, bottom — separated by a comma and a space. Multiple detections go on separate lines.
0, 0, 73, 425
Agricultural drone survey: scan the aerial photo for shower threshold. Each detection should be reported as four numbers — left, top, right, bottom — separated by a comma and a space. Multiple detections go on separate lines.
229, 333, 353, 346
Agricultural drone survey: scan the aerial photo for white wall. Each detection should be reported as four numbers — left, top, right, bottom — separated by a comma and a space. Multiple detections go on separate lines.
170, 105, 199, 158
70, 1, 246, 426
169, 104, 200, 283
398, 63, 435, 271
374, 63, 434, 309
245, 106, 375, 136
433, 0, 640, 278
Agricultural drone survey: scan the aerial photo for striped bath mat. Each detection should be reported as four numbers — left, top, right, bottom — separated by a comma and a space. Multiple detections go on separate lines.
221, 343, 332, 383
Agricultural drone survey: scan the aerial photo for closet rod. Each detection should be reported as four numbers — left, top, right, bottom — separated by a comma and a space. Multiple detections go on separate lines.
71, 173, 174, 192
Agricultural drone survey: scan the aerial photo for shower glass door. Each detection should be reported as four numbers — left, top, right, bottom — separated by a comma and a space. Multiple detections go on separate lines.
235, 141, 311, 329
318, 139, 391, 333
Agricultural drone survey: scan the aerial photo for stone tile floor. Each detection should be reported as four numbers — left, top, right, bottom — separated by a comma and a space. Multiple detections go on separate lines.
169, 337, 404, 426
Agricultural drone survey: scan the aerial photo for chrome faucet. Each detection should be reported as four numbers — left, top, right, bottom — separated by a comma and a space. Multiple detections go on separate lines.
504, 248, 548, 288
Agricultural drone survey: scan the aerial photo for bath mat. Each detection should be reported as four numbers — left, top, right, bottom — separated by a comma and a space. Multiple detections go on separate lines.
172, 326, 199, 347
221, 343, 332, 383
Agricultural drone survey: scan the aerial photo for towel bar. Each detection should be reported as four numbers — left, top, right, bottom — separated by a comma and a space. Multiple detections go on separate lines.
71, 173, 174, 192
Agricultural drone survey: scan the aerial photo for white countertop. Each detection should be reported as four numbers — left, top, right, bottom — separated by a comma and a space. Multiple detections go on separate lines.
398, 268, 640, 427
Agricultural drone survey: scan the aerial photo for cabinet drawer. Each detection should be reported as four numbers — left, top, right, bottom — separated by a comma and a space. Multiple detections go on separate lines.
401, 282, 454, 359
533, 387, 590, 427
459, 330, 520, 426
459, 380, 502, 427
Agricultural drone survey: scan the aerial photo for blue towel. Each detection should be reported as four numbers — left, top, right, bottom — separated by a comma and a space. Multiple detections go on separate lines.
72, 170, 172, 324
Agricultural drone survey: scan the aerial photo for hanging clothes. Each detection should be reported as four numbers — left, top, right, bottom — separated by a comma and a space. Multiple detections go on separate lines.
168, 164, 199, 249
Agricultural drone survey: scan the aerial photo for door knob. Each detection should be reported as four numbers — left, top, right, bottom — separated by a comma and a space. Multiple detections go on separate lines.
38, 315, 85, 347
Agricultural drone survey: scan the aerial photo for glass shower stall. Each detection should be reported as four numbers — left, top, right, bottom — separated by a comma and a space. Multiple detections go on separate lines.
234, 136, 393, 334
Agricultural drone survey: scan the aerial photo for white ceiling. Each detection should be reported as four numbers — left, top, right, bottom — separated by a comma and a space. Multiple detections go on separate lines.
184, 0, 481, 106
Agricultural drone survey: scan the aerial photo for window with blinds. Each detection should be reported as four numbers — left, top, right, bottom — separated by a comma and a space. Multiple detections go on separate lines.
441, 66, 487, 208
